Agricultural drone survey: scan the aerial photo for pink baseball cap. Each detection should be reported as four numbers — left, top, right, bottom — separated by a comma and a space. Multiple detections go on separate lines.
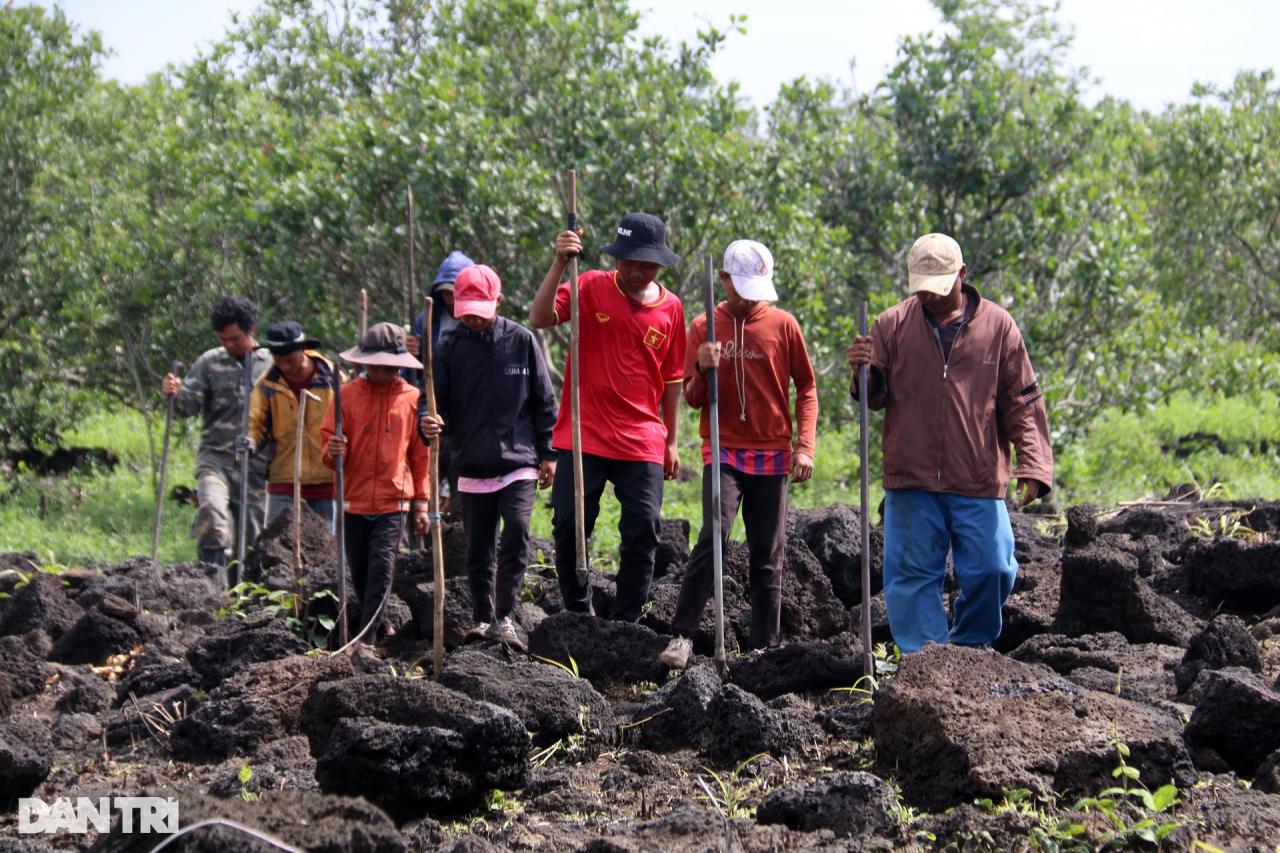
453, 264, 501, 319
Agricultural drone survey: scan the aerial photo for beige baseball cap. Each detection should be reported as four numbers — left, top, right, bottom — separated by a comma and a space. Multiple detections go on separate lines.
907, 233, 964, 295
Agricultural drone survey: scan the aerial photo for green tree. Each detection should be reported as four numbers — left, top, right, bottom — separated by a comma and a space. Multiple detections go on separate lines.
0, 5, 103, 447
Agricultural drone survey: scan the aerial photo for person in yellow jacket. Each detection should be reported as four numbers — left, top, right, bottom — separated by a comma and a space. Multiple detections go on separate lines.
246, 321, 339, 530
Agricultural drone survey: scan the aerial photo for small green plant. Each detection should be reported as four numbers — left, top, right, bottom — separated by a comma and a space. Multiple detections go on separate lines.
1187, 508, 1263, 541
829, 673, 878, 703
873, 642, 902, 678
220, 582, 339, 648
630, 680, 661, 699
385, 661, 428, 679
695, 753, 768, 819
530, 705, 593, 768
532, 652, 581, 679
1071, 739, 1180, 847
237, 762, 259, 802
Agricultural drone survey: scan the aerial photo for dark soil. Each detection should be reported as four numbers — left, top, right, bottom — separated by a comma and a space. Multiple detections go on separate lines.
2, 496, 1280, 849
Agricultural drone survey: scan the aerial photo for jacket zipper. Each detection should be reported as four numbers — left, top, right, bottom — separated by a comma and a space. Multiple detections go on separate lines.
931, 322, 967, 484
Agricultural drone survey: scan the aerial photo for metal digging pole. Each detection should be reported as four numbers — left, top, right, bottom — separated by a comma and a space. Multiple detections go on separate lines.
151, 359, 183, 561
234, 349, 253, 583
566, 169, 589, 600
423, 298, 446, 677
332, 365, 349, 647
704, 256, 727, 678
858, 302, 874, 679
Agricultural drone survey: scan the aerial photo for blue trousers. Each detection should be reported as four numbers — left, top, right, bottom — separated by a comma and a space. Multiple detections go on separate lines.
883, 489, 1017, 653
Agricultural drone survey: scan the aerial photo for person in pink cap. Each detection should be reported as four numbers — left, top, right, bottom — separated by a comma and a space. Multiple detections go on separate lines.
419, 264, 558, 651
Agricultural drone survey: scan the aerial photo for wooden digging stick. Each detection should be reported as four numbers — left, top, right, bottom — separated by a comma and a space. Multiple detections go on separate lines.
359, 288, 368, 340
151, 359, 183, 561
704, 256, 727, 677
567, 170, 589, 596
406, 183, 423, 550
292, 389, 322, 621
858, 302, 874, 679
423, 298, 446, 676
332, 365, 349, 647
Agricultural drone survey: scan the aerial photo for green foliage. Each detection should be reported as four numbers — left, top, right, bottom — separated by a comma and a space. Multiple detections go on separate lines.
531, 652, 581, 679
221, 581, 339, 648
1055, 390, 1280, 505
2, 0, 1279, 556
237, 763, 260, 802
0, 409, 197, 564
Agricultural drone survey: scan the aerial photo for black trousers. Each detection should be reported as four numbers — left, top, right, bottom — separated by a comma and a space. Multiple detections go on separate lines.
344, 513, 404, 640
460, 479, 536, 623
551, 450, 664, 622
672, 464, 789, 648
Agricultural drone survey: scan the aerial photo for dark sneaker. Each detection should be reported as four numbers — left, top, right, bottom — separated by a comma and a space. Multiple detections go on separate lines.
488, 616, 526, 652
464, 622, 491, 642
659, 637, 693, 669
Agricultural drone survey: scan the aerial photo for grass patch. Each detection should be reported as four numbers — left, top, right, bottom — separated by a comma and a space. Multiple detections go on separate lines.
5, 393, 1279, 567
0, 408, 199, 565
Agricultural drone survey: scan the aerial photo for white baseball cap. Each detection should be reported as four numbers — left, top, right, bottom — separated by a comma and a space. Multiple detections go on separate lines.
722, 240, 778, 302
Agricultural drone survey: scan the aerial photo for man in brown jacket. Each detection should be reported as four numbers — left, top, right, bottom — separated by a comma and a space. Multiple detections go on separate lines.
847, 233, 1053, 653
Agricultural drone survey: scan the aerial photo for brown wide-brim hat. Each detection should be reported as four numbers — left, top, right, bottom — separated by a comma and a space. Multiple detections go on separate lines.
340, 322, 423, 369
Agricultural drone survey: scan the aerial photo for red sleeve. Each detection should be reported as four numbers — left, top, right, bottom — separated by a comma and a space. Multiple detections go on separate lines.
553, 280, 571, 325
662, 298, 686, 385
788, 315, 819, 456
682, 312, 708, 408
554, 269, 601, 325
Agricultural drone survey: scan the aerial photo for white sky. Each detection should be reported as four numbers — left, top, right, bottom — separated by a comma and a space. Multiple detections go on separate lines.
53, 0, 1279, 112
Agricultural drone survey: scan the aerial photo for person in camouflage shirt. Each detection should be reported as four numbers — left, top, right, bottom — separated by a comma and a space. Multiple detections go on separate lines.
161, 297, 272, 574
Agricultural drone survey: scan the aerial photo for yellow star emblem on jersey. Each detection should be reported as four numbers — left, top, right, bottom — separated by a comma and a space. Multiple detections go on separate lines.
643, 326, 667, 349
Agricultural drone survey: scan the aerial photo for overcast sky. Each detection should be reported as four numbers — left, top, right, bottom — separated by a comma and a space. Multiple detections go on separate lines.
53, 0, 1279, 112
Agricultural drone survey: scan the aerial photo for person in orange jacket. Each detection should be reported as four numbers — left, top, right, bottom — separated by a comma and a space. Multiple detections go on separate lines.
321, 323, 430, 648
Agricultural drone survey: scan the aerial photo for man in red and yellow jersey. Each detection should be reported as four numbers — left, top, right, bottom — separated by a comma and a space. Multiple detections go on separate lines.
529, 212, 686, 622
660, 240, 818, 668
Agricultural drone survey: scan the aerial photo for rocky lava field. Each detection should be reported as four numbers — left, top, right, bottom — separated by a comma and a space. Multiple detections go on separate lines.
3, 497, 1280, 851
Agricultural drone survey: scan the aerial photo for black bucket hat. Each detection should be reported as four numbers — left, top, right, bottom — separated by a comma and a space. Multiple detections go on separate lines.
601, 212, 681, 266
263, 320, 320, 355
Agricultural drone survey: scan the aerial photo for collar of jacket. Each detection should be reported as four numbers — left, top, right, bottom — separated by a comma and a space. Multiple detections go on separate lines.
263, 350, 335, 388
907, 282, 984, 328
714, 301, 771, 324
456, 316, 509, 341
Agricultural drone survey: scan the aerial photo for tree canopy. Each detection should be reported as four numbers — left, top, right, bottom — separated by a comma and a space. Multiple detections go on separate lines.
2, 0, 1277, 478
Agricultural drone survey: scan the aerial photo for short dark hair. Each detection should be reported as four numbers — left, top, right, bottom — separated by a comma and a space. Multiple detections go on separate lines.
210, 297, 258, 333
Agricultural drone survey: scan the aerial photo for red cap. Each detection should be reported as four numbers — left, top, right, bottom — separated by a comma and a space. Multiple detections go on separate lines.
453, 264, 501, 320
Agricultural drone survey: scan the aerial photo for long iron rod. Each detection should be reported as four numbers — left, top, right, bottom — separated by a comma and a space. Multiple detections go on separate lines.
704, 256, 726, 676
858, 302, 874, 678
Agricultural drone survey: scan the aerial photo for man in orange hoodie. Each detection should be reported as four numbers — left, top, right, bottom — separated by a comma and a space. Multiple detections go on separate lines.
321, 323, 430, 649
660, 240, 818, 669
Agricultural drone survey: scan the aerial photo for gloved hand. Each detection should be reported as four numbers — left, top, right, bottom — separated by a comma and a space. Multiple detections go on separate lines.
235, 435, 257, 456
